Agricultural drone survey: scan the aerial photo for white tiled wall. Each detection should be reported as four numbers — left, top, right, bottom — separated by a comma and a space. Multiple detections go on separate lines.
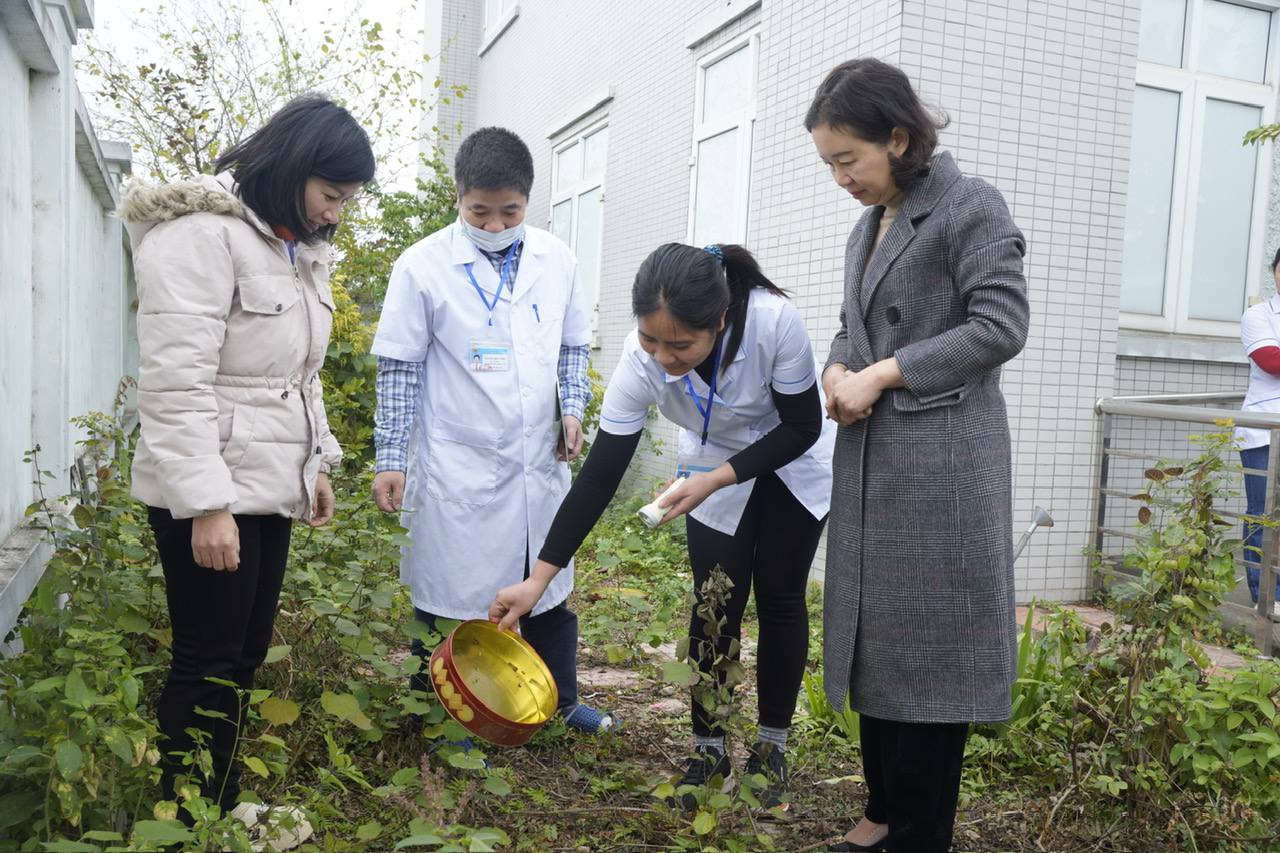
430, 0, 1165, 603
899, 0, 1140, 601
434, 0, 480, 163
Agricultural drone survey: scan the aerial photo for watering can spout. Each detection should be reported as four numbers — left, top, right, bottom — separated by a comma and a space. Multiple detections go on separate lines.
1013, 506, 1055, 561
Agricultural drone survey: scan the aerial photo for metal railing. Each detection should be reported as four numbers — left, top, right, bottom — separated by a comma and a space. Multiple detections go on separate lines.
1094, 392, 1278, 657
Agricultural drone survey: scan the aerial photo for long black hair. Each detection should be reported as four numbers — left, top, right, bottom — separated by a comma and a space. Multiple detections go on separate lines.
804, 57, 948, 193
215, 94, 375, 244
632, 243, 787, 373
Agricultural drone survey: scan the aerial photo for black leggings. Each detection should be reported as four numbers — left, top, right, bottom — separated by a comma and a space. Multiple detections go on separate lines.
148, 507, 293, 811
685, 472, 826, 736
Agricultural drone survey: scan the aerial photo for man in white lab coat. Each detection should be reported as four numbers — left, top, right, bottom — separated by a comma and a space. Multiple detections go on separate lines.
370, 127, 619, 735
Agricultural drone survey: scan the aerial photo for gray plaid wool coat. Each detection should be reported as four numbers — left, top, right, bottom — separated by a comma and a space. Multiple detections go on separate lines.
822, 152, 1029, 724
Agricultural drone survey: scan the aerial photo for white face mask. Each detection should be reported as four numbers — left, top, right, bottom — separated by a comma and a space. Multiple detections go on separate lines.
459, 217, 525, 253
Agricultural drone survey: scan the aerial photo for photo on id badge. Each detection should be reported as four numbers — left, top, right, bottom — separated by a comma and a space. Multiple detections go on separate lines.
469, 344, 510, 372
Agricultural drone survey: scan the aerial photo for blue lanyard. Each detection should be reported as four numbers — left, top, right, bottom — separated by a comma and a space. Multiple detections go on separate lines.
464, 241, 519, 326
684, 339, 724, 445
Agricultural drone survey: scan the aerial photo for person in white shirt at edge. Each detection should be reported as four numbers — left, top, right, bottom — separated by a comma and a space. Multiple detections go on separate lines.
489, 243, 835, 814
122, 95, 374, 850
1236, 246, 1280, 605
369, 127, 620, 743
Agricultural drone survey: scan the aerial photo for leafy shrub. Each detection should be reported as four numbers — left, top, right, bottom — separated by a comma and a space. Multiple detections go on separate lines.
1, 409, 171, 848
0, 403, 509, 851
571, 494, 684, 665
976, 426, 1280, 852
321, 278, 380, 473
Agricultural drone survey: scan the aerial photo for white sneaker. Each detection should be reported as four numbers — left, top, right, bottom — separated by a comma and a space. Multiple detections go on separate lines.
229, 801, 314, 852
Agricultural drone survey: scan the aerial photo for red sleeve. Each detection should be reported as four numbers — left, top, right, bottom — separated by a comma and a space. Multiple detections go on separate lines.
1249, 345, 1280, 376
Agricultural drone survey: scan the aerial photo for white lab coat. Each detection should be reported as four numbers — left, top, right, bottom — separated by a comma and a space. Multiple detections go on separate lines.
599, 289, 835, 535
372, 223, 592, 619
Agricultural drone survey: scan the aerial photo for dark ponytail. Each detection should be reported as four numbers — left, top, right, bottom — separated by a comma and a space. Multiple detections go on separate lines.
632, 243, 787, 373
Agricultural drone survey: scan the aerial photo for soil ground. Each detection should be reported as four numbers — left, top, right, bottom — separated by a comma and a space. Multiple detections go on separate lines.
424, 628, 1186, 853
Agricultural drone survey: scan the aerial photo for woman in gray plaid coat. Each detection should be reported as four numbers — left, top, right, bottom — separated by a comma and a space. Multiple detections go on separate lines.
806, 59, 1029, 853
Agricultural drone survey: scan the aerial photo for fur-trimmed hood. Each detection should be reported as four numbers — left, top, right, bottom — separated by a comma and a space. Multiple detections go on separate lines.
118, 172, 258, 249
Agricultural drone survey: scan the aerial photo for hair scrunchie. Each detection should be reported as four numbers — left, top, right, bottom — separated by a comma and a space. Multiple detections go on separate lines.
703, 244, 723, 263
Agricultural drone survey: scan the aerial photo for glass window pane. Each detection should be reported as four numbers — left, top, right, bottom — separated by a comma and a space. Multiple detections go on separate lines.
1198, 1, 1270, 83
1121, 86, 1180, 315
489, 0, 514, 23
1138, 0, 1186, 66
555, 142, 581, 192
551, 199, 573, 244
702, 45, 751, 123
583, 127, 608, 180
575, 187, 604, 312
692, 128, 740, 247
1187, 98, 1261, 321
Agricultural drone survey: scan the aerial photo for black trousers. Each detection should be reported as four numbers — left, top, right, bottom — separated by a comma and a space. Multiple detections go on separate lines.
860, 714, 970, 853
148, 507, 293, 810
685, 472, 826, 736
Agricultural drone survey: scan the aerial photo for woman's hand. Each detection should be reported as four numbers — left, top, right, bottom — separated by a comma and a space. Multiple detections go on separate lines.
310, 471, 334, 527
822, 363, 850, 401
192, 510, 240, 571
650, 464, 737, 527
490, 562, 558, 631
825, 358, 903, 425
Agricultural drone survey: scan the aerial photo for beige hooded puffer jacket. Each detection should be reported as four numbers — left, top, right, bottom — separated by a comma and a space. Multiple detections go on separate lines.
120, 173, 342, 521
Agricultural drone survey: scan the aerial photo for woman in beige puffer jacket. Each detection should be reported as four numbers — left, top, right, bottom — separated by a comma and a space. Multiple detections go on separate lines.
119, 95, 373, 843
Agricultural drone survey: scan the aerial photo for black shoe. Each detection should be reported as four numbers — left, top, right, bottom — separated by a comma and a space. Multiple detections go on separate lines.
664, 745, 733, 810
743, 741, 789, 813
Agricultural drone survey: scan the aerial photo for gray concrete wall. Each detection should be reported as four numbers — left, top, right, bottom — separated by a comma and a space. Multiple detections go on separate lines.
0, 8, 39, 565
0, 0, 132, 647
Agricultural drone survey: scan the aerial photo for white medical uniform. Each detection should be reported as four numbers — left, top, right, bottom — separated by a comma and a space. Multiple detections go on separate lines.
599, 289, 835, 534
1238, 294, 1280, 451
372, 223, 592, 618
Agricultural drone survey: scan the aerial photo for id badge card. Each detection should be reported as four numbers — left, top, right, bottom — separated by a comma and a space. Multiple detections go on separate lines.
469, 342, 511, 371
676, 447, 727, 480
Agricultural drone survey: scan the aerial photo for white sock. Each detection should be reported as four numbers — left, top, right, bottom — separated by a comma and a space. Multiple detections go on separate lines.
694, 735, 725, 753
757, 725, 788, 751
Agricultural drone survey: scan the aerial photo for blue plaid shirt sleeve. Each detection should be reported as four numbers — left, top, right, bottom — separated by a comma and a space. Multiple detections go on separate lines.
374, 355, 422, 473
558, 343, 591, 422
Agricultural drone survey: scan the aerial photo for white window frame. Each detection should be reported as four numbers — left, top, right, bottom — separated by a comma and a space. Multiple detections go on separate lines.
1121, 0, 1279, 337
479, 0, 519, 56
549, 121, 608, 332
686, 31, 759, 247
484, 0, 517, 29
